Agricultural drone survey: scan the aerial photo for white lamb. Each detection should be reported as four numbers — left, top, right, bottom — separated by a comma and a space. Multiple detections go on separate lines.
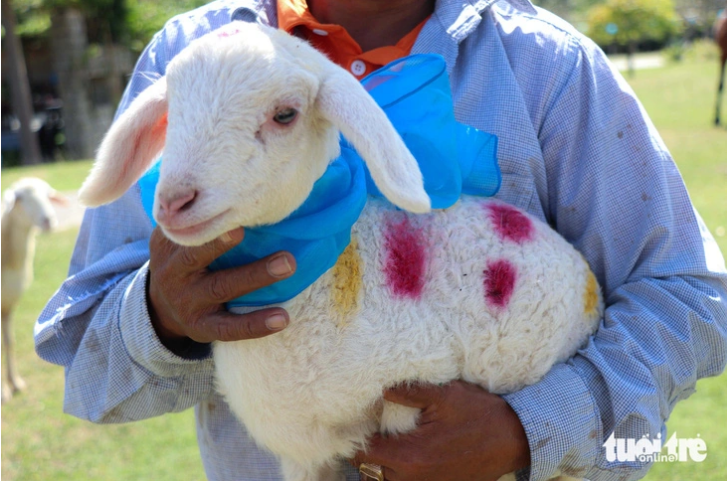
78, 22, 603, 481
2, 177, 65, 402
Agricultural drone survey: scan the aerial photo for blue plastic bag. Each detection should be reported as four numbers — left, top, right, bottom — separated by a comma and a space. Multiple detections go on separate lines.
360, 55, 500, 207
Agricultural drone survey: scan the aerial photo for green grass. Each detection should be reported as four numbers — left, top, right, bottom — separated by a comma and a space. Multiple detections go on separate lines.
0, 228, 205, 481
1, 159, 94, 193
1, 54, 726, 480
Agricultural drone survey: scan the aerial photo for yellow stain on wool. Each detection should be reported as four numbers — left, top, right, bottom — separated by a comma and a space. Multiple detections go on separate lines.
330, 237, 363, 327
583, 269, 599, 316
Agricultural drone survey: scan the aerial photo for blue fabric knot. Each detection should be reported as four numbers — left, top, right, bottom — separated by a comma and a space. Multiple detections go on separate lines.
138, 54, 501, 307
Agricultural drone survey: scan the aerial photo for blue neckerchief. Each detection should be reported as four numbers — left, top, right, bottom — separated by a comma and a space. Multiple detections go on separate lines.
359, 55, 500, 206
138, 54, 501, 307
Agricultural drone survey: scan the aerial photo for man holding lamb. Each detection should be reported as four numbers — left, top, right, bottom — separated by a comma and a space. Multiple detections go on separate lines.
36, 0, 727, 480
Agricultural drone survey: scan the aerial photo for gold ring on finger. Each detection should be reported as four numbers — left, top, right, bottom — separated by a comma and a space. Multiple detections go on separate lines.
359, 462, 385, 481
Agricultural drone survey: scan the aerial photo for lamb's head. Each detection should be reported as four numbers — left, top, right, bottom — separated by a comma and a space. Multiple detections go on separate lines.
147, 25, 343, 245
2, 178, 66, 232
78, 22, 430, 246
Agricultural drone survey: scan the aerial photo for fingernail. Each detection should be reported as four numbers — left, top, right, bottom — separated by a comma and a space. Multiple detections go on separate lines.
265, 314, 288, 331
220, 228, 243, 244
267, 255, 293, 277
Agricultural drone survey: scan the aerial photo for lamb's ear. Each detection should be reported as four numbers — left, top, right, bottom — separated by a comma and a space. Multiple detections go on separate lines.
78, 78, 168, 207
317, 69, 430, 213
48, 190, 70, 207
2, 189, 16, 215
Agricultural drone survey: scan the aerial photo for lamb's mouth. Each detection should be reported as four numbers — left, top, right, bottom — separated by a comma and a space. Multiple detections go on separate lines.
162, 209, 232, 245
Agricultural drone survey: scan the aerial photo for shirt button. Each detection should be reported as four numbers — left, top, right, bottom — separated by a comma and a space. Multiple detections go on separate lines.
350, 60, 367, 76
312, 29, 328, 36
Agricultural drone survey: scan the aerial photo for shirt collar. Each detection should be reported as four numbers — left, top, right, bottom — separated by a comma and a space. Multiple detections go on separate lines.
276, 0, 312, 33
229, 0, 537, 75
231, 0, 536, 34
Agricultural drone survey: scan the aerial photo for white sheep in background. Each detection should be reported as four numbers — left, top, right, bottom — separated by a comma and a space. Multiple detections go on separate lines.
2, 177, 65, 402
78, 22, 603, 481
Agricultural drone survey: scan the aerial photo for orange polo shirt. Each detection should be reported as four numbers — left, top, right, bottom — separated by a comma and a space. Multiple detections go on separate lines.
276, 0, 427, 79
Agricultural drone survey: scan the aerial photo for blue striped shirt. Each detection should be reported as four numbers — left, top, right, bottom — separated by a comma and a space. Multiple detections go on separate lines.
35, 0, 727, 479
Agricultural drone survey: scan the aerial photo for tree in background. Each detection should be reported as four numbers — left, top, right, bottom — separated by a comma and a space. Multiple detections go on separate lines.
675, 0, 726, 38
587, 0, 682, 76
5, 0, 206, 161
2, 0, 43, 165
12, 0, 207, 53
125, 0, 207, 52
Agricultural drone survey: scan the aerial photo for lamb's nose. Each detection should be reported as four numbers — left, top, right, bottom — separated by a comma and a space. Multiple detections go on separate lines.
157, 190, 198, 223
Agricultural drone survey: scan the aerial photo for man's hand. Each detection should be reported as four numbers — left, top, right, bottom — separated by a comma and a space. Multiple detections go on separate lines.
354, 381, 531, 481
147, 227, 296, 353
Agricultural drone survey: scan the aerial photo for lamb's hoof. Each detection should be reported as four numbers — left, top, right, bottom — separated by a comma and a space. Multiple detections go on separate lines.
12, 376, 26, 393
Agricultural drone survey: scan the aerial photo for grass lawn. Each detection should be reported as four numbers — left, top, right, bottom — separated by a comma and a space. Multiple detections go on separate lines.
1, 54, 726, 480
1, 159, 94, 193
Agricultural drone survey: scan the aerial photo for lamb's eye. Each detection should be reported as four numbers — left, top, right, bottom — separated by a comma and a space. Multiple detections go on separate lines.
273, 108, 297, 125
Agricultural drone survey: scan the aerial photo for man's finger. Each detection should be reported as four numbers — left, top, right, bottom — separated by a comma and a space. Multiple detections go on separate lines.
192, 308, 289, 342
170, 227, 245, 271
383, 382, 445, 409
201, 251, 296, 303
352, 438, 390, 474
353, 434, 409, 480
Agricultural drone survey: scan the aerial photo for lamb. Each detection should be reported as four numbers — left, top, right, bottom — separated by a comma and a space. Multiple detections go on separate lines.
78, 22, 603, 481
2, 177, 65, 402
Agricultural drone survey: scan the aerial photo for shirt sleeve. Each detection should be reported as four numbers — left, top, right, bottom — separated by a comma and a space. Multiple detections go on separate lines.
502, 34, 727, 480
34, 23, 216, 423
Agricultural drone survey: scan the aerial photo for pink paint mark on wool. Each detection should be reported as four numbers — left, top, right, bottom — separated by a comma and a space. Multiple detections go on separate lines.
216, 27, 244, 38
384, 217, 427, 299
483, 259, 517, 309
485, 203, 534, 244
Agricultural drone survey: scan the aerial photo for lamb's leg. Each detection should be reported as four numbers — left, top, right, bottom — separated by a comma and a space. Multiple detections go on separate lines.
379, 400, 420, 435
2, 310, 10, 403
279, 456, 344, 481
1, 349, 10, 403
2, 309, 24, 402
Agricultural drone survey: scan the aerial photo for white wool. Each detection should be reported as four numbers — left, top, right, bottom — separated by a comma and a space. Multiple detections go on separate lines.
78, 22, 602, 481
217, 197, 600, 480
